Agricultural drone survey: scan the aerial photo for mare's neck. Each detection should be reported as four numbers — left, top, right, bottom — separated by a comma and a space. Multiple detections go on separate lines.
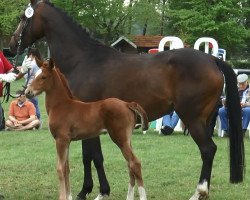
41, 4, 117, 74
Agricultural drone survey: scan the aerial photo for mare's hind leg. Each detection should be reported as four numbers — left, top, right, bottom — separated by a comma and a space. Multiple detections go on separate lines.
119, 143, 147, 200
187, 121, 217, 200
76, 137, 110, 200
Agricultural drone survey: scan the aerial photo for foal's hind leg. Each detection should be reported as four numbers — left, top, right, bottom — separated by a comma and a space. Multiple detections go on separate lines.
119, 143, 146, 200
187, 121, 217, 200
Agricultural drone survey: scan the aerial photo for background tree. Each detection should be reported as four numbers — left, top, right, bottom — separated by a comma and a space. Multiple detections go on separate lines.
54, 0, 129, 44
166, 0, 250, 57
0, 0, 249, 64
0, 0, 27, 49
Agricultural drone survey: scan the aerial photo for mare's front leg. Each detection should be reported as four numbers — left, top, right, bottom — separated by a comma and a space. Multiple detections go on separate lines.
56, 138, 71, 200
187, 120, 217, 200
76, 137, 110, 200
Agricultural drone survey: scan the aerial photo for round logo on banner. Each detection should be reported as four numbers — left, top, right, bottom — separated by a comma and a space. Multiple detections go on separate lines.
25, 7, 34, 18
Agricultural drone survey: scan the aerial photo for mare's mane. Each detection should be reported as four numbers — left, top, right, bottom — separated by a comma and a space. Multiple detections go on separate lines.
42, 1, 105, 46
54, 68, 74, 99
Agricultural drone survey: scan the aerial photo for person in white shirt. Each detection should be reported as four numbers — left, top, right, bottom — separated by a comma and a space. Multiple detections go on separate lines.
16, 48, 42, 120
218, 73, 250, 135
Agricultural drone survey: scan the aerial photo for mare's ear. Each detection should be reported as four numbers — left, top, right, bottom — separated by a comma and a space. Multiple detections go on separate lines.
31, 0, 50, 5
30, 0, 39, 6
48, 58, 55, 70
35, 57, 43, 67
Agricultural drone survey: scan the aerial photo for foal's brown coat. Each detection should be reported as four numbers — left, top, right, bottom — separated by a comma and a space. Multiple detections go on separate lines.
25, 60, 148, 200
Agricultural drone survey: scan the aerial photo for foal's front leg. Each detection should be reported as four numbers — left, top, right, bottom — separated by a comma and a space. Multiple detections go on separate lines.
56, 138, 71, 200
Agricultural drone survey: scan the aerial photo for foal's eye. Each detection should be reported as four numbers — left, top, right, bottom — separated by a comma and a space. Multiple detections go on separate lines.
41, 76, 46, 79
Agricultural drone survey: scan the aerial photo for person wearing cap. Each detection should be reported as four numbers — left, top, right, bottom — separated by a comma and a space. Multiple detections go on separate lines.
5, 90, 40, 131
218, 73, 250, 135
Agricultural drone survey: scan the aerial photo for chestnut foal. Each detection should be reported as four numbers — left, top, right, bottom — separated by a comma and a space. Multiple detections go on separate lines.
25, 59, 148, 200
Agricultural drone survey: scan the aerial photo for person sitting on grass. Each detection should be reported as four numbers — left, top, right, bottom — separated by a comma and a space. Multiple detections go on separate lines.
5, 90, 40, 131
161, 111, 180, 135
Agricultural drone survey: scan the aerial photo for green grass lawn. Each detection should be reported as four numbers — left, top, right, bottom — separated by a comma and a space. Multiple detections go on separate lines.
0, 80, 249, 200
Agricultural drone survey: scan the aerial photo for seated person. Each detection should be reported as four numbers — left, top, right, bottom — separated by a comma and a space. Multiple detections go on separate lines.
218, 73, 250, 135
5, 90, 40, 131
161, 111, 179, 135
16, 48, 42, 119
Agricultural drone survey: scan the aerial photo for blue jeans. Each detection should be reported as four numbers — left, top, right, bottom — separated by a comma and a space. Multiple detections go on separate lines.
218, 106, 250, 130
162, 111, 179, 129
29, 96, 41, 119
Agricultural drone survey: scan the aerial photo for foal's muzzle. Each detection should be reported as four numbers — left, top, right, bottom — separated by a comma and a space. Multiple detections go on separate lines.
25, 88, 34, 99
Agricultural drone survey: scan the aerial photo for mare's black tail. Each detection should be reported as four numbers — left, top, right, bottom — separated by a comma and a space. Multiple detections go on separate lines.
215, 58, 245, 183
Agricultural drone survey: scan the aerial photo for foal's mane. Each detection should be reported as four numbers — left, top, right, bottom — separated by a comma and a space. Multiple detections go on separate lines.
54, 68, 74, 99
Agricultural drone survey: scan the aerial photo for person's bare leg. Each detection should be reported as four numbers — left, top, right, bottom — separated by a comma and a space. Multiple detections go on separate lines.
14, 120, 40, 131
5, 120, 22, 130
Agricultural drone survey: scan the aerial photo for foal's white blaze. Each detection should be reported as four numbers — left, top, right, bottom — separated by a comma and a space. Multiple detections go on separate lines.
94, 193, 108, 200
189, 180, 209, 200
138, 186, 147, 200
126, 183, 135, 200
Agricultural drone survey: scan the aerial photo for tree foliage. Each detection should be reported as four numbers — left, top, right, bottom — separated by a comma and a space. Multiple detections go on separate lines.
166, 0, 250, 56
0, 0, 27, 47
0, 0, 249, 59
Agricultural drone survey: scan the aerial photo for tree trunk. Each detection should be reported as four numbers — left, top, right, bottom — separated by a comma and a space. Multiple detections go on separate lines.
160, 0, 167, 35
142, 19, 148, 35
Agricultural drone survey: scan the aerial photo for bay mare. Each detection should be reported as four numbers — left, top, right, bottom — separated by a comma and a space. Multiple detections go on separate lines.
25, 59, 148, 200
9, 1, 245, 200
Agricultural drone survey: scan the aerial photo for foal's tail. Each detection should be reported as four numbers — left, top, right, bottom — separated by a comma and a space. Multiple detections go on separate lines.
215, 58, 245, 183
127, 102, 149, 131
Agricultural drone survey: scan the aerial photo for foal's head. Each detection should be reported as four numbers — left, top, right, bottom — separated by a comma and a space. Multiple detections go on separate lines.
25, 58, 55, 98
25, 58, 74, 100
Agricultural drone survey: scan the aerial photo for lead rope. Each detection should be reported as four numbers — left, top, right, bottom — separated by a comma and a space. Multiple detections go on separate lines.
2, 18, 31, 103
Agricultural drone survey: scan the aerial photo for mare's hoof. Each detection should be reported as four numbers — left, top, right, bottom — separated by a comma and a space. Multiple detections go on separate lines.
94, 194, 109, 200
189, 186, 209, 200
75, 195, 86, 200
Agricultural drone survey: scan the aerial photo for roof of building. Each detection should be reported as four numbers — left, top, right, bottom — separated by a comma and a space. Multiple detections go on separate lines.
130, 35, 166, 47
112, 35, 166, 48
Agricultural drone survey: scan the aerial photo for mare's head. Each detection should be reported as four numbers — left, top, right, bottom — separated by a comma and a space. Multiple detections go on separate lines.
9, 0, 49, 54
25, 58, 55, 98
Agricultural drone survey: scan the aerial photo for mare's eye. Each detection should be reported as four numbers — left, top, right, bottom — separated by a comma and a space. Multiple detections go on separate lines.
19, 12, 25, 20
41, 76, 46, 80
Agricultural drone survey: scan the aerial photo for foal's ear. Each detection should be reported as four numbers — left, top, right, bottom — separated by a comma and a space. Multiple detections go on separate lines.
48, 58, 55, 70
35, 57, 43, 68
